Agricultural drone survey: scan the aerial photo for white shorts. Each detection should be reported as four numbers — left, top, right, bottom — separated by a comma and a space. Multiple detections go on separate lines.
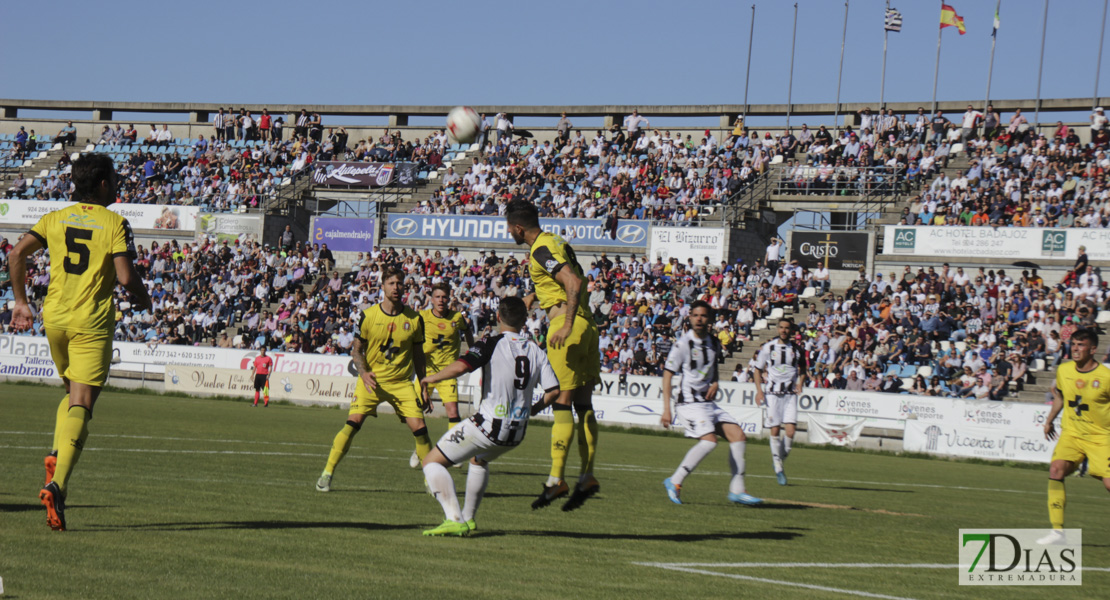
764, 393, 798, 428
676, 402, 738, 439
434, 417, 516, 465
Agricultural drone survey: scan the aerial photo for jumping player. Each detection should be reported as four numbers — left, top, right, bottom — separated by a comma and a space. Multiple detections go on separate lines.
419, 297, 560, 536
506, 199, 601, 511
409, 282, 474, 468
1039, 329, 1110, 545
751, 318, 806, 485
7, 153, 151, 530
315, 267, 431, 492
250, 347, 274, 407
661, 301, 762, 506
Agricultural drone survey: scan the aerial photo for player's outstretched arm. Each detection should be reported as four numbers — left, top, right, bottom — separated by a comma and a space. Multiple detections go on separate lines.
661, 369, 674, 429
350, 337, 377, 390
114, 256, 152, 311
751, 368, 766, 404
413, 345, 431, 413
422, 359, 469, 387
6, 233, 43, 331
1044, 386, 1064, 441
531, 387, 561, 416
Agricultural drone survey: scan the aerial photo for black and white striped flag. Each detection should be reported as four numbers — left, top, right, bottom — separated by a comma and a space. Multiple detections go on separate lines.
885, 7, 903, 32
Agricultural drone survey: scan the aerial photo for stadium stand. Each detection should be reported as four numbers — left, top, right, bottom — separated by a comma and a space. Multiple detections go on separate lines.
2, 100, 1108, 407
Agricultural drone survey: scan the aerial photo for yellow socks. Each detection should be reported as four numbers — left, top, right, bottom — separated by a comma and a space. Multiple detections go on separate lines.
1048, 478, 1066, 530
51, 394, 70, 452
52, 405, 90, 493
550, 405, 574, 481
412, 426, 432, 462
324, 420, 361, 474
575, 407, 599, 478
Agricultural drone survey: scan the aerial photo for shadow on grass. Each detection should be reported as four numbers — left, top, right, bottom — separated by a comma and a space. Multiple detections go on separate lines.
808, 485, 914, 494
87, 520, 423, 532
1, 503, 116, 512
749, 503, 812, 510
473, 529, 804, 542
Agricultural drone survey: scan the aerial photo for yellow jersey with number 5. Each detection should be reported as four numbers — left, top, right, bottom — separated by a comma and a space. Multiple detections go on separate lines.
420, 308, 469, 371
1055, 361, 1110, 438
29, 204, 135, 335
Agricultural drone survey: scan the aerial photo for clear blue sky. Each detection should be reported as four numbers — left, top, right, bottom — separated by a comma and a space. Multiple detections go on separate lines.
2, 0, 1106, 109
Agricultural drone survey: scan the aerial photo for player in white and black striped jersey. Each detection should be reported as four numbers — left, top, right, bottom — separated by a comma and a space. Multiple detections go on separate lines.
661, 301, 762, 506
418, 297, 561, 536
750, 318, 806, 486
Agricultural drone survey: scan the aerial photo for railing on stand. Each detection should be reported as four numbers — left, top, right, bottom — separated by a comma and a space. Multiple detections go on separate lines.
721, 169, 772, 228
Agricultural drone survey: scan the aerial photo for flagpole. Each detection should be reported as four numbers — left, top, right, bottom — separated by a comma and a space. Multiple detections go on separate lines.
985, 0, 1000, 110
1095, 0, 1108, 111
787, 2, 798, 129
880, 0, 890, 109
932, 2, 943, 117
835, 1, 849, 128
1034, 0, 1049, 134
743, 4, 755, 123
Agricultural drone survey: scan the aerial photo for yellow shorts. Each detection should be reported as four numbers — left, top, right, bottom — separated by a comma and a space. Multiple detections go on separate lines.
429, 379, 458, 404
1052, 432, 1110, 479
45, 328, 113, 387
351, 378, 425, 420
547, 312, 601, 392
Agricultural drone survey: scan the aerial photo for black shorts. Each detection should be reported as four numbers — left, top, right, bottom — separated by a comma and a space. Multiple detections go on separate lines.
254, 374, 269, 390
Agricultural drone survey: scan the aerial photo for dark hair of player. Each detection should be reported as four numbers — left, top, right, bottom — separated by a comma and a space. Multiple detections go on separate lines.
1071, 328, 1099, 348
505, 199, 540, 229
72, 153, 116, 205
498, 296, 528, 329
690, 300, 714, 317
382, 267, 404, 284
431, 282, 451, 296
779, 317, 795, 327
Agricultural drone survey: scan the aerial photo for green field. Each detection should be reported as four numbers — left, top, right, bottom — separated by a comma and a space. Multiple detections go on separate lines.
1, 382, 1107, 600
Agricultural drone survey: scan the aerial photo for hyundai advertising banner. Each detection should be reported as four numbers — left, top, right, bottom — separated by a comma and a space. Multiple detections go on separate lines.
384, 214, 648, 249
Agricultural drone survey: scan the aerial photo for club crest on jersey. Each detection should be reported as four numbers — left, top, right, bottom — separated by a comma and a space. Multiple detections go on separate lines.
403, 322, 411, 331
1094, 380, 1101, 389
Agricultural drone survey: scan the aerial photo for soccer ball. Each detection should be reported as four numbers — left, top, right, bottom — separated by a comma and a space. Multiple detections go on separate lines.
446, 106, 480, 144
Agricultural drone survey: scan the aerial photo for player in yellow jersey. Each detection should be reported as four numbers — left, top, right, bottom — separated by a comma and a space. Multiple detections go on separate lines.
506, 199, 601, 512
1039, 329, 1110, 544
422, 282, 474, 423
316, 267, 431, 492
406, 282, 475, 469
7, 154, 151, 530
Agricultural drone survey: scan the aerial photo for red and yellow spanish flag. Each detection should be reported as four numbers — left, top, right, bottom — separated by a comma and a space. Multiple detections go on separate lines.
940, 3, 966, 34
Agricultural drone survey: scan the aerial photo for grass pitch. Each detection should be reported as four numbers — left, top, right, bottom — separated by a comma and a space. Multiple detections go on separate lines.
1, 382, 1108, 600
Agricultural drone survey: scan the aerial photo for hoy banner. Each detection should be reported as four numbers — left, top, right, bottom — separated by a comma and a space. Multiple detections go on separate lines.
789, 231, 869, 270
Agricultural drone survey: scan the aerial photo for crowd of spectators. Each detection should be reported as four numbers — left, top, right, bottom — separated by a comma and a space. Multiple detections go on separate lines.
2, 228, 819, 377
894, 105, 1110, 229
3, 111, 454, 212
729, 262, 1109, 400
416, 110, 757, 224
2, 227, 1107, 402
